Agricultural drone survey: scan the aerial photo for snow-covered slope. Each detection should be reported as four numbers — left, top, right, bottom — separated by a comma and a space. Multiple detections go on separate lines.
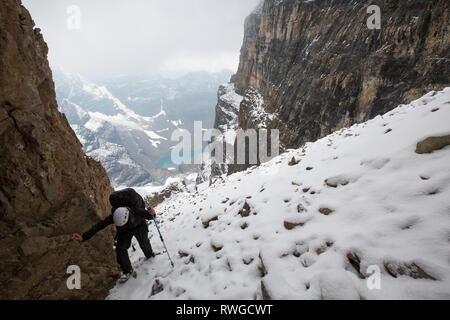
108, 88, 450, 300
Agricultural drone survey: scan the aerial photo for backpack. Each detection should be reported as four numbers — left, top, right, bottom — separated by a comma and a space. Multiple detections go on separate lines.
109, 188, 146, 209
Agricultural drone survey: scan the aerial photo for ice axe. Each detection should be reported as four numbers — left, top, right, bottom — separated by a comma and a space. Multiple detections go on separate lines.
152, 216, 175, 268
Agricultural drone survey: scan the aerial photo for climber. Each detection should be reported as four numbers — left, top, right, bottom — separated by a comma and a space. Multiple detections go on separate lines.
73, 188, 157, 283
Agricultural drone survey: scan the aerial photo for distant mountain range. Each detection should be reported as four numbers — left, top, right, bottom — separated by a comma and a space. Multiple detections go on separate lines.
53, 68, 233, 187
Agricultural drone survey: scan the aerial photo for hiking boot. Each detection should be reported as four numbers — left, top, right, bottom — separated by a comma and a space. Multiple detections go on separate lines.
118, 270, 135, 284
145, 252, 156, 260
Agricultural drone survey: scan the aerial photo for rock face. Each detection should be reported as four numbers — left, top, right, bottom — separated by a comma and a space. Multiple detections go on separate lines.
0, 0, 118, 299
213, 83, 243, 133
214, 0, 449, 174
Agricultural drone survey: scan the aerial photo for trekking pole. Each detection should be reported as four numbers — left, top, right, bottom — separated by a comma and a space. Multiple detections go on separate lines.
152, 216, 175, 268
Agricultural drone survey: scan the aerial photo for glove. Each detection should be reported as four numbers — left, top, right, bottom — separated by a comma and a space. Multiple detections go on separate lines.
73, 233, 83, 242
147, 207, 156, 218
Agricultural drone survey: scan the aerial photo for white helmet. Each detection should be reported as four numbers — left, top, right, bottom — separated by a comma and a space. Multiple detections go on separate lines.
113, 207, 130, 227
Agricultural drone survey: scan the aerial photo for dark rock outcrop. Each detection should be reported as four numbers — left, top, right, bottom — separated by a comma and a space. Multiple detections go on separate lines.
213, 83, 243, 133
0, 0, 118, 299
144, 182, 184, 209
214, 0, 449, 174
236, 0, 449, 147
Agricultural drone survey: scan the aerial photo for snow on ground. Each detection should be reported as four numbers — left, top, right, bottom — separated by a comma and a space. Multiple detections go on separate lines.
129, 176, 196, 200
108, 88, 450, 300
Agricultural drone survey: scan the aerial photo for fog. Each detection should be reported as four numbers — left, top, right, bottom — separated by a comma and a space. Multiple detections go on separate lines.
22, 0, 260, 79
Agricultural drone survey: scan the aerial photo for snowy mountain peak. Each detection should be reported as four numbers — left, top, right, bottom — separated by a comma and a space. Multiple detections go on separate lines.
55, 69, 232, 186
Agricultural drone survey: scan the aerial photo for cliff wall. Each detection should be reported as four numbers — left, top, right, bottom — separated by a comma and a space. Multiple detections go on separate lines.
0, 0, 118, 299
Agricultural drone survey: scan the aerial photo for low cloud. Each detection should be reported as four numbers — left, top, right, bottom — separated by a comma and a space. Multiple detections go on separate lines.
23, 0, 260, 78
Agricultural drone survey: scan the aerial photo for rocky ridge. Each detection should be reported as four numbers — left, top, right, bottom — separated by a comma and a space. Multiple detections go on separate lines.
214, 0, 449, 174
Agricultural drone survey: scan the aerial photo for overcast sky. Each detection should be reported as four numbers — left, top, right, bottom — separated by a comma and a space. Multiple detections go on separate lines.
22, 0, 260, 79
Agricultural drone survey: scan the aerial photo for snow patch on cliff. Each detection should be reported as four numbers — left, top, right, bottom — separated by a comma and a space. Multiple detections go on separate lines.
246, 87, 275, 128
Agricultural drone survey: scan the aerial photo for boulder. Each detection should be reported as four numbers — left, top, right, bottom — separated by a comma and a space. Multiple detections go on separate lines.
415, 135, 450, 154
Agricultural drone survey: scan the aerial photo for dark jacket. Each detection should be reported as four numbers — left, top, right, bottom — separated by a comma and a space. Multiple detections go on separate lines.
82, 189, 153, 242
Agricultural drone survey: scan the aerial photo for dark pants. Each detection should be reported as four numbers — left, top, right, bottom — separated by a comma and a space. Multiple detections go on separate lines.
116, 224, 153, 274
